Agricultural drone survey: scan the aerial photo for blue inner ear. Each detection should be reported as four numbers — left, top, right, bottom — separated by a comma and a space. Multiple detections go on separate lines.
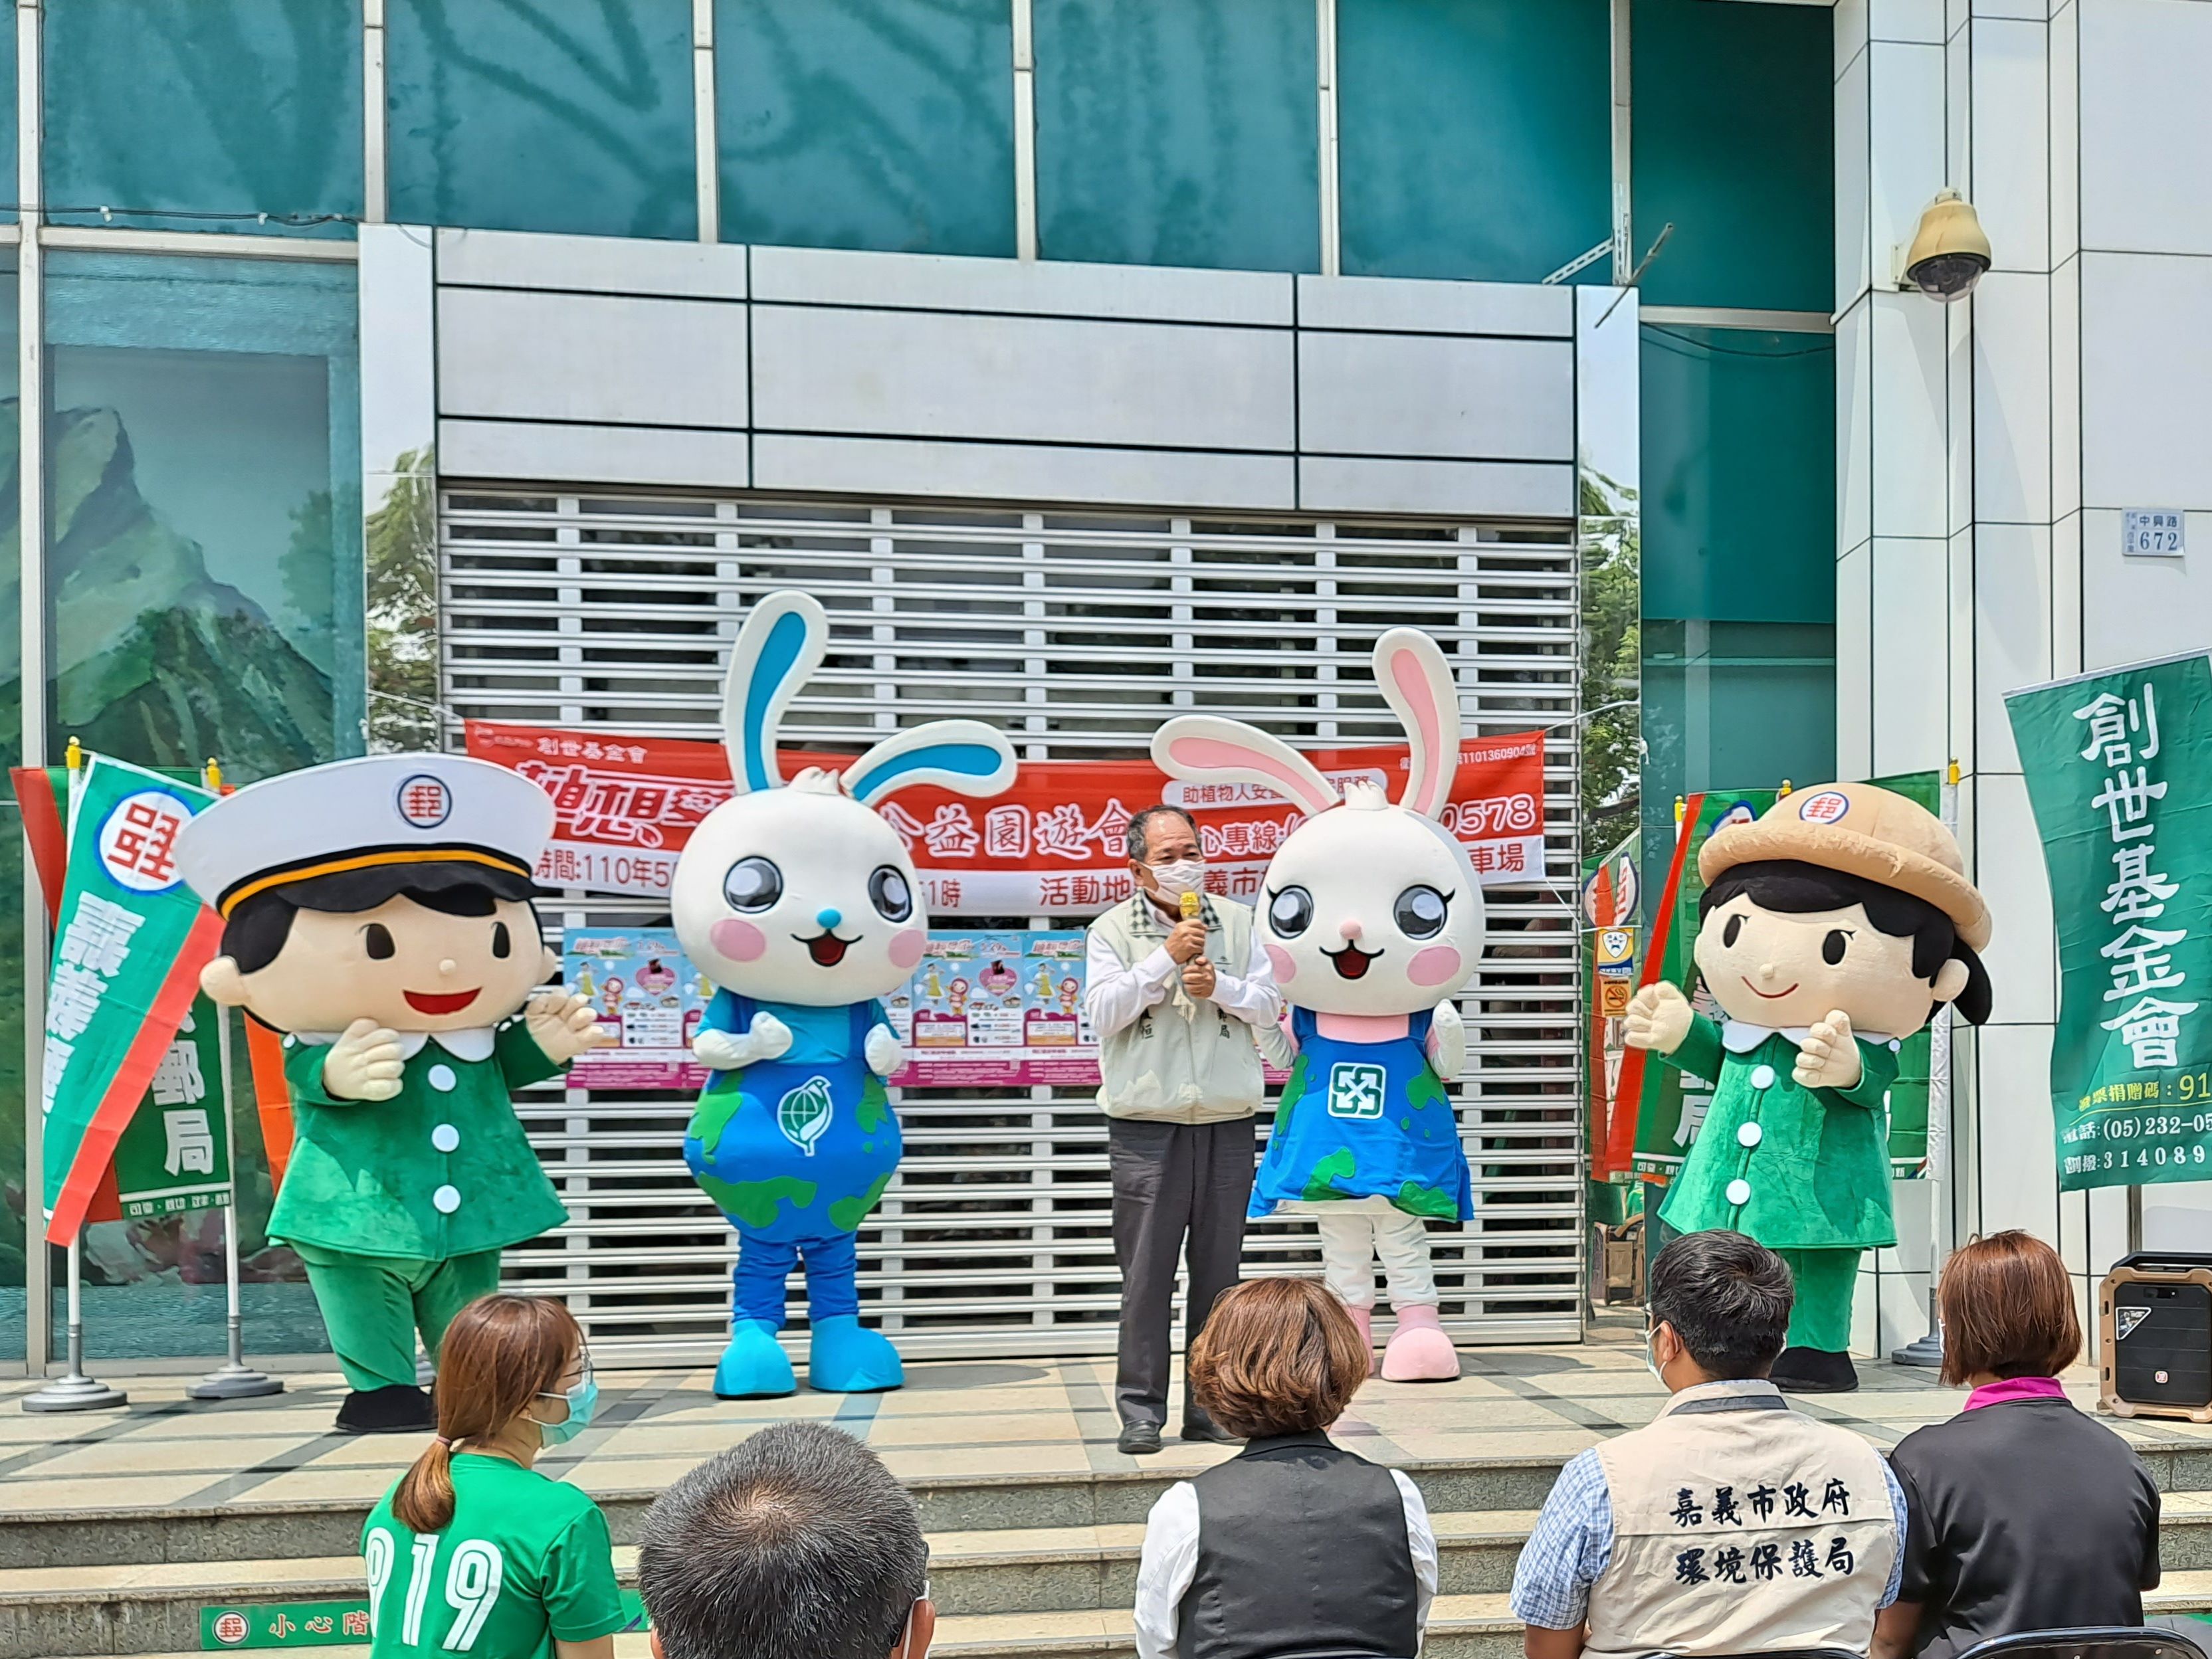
847, 743, 1007, 803
740, 608, 812, 791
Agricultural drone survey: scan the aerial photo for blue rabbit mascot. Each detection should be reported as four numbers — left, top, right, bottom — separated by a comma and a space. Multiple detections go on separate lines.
670, 591, 1017, 1398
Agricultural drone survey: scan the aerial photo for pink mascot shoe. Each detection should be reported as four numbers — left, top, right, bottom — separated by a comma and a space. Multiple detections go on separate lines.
1380, 1304, 1459, 1382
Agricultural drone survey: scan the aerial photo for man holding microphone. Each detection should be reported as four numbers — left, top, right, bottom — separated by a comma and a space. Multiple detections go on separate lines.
1085, 805, 1283, 1456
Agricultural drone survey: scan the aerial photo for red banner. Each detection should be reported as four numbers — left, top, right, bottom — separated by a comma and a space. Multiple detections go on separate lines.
465, 720, 1550, 916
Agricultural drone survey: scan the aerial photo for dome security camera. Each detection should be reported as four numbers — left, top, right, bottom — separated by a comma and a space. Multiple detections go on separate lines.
1900, 190, 1991, 302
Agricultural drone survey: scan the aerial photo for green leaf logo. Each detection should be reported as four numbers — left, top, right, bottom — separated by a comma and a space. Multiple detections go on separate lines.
776, 1076, 835, 1156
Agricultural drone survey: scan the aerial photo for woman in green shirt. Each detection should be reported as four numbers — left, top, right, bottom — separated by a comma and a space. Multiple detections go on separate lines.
364, 1295, 625, 1659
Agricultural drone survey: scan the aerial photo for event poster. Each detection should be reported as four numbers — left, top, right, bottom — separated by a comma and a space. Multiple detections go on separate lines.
468, 720, 1550, 915
2009, 652, 2212, 1191
564, 927, 1098, 1090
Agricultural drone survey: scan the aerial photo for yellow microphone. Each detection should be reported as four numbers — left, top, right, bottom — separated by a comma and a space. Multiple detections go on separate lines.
1173, 888, 1203, 1012
1180, 889, 1202, 922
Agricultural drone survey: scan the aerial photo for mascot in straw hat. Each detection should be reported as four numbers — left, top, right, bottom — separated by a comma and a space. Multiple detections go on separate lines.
1623, 782, 1992, 1393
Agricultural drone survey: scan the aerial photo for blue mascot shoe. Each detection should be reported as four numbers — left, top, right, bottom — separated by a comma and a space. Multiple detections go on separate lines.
712, 1319, 797, 1399
807, 1314, 904, 1393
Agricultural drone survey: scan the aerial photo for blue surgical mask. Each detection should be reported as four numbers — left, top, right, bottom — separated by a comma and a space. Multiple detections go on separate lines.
536, 1361, 598, 1446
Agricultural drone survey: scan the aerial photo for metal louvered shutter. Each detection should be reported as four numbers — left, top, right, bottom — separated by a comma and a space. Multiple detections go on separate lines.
439, 490, 1585, 1359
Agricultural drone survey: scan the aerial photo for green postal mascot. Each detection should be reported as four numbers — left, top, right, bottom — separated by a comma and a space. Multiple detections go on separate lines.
1624, 782, 1992, 1393
176, 755, 607, 1434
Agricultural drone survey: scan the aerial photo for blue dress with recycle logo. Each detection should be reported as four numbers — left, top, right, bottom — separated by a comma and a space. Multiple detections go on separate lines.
1249, 1006, 1473, 1222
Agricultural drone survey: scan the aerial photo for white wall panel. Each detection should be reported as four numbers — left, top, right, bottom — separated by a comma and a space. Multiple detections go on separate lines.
1297, 456, 1575, 519
1868, 42, 1949, 287
750, 243, 1292, 325
2079, 506, 2210, 669
1973, 771, 2057, 1025
2079, 0, 2212, 255
1837, 47, 1874, 310
1297, 334, 1574, 461
2080, 252, 2212, 508
1969, 18, 2050, 272
437, 288, 750, 428
1294, 273, 1571, 337
1839, 297, 1875, 553
753, 433, 1294, 512
359, 223, 436, 502
1871, 536, 1951, 773
1837, 539, 1874, 780
439, 419, 751, 488
1975, 1021, 2061, 1240
752, 305, 1296, 453
2051, 254, 2080, 522
437, 226, 750, 300
1872, 0, 1946, 45
1872, 291, 1950, 537
1970, 272, 2052, 524
1971, 522, 2051, 773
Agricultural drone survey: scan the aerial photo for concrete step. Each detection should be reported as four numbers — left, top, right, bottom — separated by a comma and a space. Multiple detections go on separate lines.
84, 1579, 2212, 1659
10, 1435, 2212, 1572
10, 1506, 2212, 1659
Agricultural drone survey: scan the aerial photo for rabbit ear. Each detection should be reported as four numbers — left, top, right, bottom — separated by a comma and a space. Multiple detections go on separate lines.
722, 591, 829, 795
1151, 716, 1341, 817
844, 720, 1018, 806
1375, 628, 1462, 820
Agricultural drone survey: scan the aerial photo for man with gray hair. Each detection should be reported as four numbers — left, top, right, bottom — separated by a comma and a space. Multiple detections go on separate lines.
1085, 802, 1282, 1456
640, 1420, 932, 1659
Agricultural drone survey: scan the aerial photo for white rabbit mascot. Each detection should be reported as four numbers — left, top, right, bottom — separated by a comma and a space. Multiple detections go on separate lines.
672, 591, 1017, 1399
1152, 628, 1482, 1382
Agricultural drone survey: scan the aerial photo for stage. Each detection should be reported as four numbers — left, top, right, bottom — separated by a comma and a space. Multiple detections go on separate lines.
6, 1325, 2212, 1659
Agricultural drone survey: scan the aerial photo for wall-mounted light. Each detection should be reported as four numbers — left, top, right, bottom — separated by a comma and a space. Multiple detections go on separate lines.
1898, 190, 1991, 302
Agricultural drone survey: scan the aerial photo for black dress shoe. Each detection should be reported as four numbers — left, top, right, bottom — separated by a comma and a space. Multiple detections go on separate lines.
1179, 1411, 1241, 1445
1769, 1347, 1860, 1394
336, 1384, 438, 1434
1116, 1420, 1163, 1455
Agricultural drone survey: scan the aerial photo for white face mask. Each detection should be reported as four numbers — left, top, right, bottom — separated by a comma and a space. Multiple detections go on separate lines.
1148, 859, 1205, 900
1645, 1323, 1666, 1385
898, 1582, 931, 1658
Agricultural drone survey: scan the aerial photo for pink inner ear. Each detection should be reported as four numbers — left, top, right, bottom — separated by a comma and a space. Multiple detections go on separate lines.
1391, 650, 1447, 816
888, 927, 926, 970
1264, 941, 1297, 983
710, 918, 767, 962
1166, 735, 1334, 815
1407, 944, 1462, 988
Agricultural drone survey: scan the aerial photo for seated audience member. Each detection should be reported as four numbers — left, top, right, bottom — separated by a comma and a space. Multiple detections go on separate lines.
1134, 1276, 1438, 1659
638, 1420, 932, 1659
1874, 1230, 2160, 1659
1511, 1230, 1906, 1659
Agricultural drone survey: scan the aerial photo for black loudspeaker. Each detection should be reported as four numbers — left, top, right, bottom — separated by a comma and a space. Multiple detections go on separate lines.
2101, 1252, 2212, 1424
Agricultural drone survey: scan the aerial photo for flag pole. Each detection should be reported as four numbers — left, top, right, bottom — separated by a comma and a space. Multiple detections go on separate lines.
1893, 759, 1960, 1367
23, 1238, 126, 1411
189, 998, 281, 1401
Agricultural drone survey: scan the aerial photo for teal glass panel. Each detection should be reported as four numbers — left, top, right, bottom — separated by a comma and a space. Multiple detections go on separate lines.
1632, 0, 1831, 312
386, 0, 697, 241
36, 252, 361, 1360
1641, 324, 1835, 626
1337, 0, 1610, 282
0, 25, 17, 225
1034, 0, 1318, 272
43, 0, 361, 237
717, 0, 1016, 256
0, 265, 19, 1359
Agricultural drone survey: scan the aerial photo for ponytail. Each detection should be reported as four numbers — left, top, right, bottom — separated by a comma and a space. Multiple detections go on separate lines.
390, 1295, 581, 1535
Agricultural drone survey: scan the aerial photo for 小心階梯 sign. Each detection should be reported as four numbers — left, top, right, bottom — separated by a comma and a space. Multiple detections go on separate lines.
2008, 652, 2212, 1190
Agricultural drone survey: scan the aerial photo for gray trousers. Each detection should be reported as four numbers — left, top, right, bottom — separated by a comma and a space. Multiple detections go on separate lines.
1108, 1116, 1256, 1428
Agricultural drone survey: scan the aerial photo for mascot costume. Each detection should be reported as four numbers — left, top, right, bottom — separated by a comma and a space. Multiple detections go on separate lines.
1154, 628, 1480, 1381
1624, 781, 1992, 1393
672, 591, 1017, 1399
175, 755, 607, 1433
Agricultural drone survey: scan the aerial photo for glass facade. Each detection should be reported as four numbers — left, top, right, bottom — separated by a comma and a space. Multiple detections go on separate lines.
43, 0, 361, 237
385, 0, 698, 241
716, 0, 1017, 257
1033, 0, 1319, 272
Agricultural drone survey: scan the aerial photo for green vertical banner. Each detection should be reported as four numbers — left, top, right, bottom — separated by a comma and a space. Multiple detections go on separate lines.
2007, 652, 2212, 1191
1627, 773, 1940, 1181
108, 999, 232, 1219
43, 755, 225, 1243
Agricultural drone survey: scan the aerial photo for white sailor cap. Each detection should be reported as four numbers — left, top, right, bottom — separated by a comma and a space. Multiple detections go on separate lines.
175, 753, 555, 918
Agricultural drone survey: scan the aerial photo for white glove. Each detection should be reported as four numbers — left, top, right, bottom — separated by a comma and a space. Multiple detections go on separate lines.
863, 1023, 905, 1078
1623, 982, 1694, 1054
692, 1011, 791, 1071
1794, 1009, 1864, 1090
1425, 999, 1467, 1082
322, 1017, 406, 1102
524, 991, 611, 1063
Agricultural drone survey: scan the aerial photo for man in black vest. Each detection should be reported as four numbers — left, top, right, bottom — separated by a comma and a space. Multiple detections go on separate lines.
1132, 1276, 1437, 1658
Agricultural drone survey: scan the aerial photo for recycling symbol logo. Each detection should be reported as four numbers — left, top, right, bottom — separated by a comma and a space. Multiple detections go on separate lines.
1326, 1062, 1388, 1120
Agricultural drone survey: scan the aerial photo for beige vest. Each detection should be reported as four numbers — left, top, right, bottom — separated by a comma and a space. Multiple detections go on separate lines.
1090, 895, 1264, 1123
1584, 1383, 1896, 1659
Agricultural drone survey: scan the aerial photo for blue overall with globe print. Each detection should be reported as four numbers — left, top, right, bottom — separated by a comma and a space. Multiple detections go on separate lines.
683, 991, 904, 1395
1250, 1006, 1474, 1222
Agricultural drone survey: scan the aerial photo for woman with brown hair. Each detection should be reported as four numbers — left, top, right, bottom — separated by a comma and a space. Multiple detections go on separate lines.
1873, 1230, 2161, 1659
1132, 1277, 1437, 1659
361, 1294, 626, 1659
